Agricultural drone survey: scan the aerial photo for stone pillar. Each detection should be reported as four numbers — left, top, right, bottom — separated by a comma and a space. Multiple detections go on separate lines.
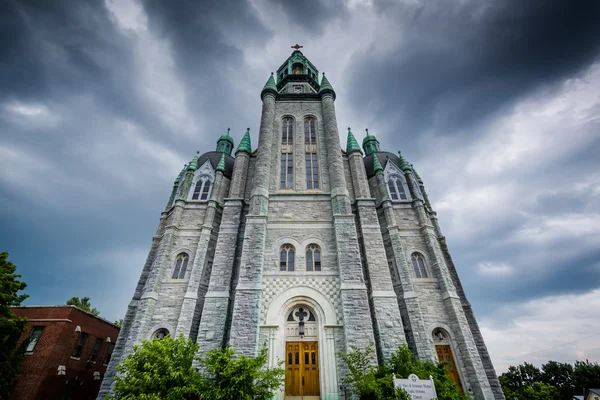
323, 327, 340, 400
175, 171, 224, 337
347, 151, 406, 360
196, 151, 250, 354
320, 92, 377, 355
373, 168, 433, 360
228, 91, 276, 355
405, 171, 494, 399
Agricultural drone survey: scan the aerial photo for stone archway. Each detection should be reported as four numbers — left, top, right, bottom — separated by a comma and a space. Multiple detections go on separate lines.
264, 286, 339, 400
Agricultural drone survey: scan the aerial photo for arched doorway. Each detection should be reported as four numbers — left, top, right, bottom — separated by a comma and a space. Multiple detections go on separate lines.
432, 328, 463, 392
284, 306, 320, 399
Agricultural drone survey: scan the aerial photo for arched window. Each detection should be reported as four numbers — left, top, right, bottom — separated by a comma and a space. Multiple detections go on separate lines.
153, 328, 170, 340
388, 176, 408, 200
172, 253, 189, 279
280, 244, 295, 271
306, 244, 321, 271
192, 178, 212, 200
304, 117, 319, 189
281, 118, 294, 190
411, 252, 429, 278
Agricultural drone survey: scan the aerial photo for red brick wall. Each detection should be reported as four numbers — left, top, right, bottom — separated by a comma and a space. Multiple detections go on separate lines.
11, 306, 120, 400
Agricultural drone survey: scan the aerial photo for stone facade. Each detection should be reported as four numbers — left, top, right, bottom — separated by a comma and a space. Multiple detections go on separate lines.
98, 50, 504, 400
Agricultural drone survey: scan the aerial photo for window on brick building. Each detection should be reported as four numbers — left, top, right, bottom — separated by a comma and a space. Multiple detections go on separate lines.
280, 244, 295, 271
172, 253, 189, 279
104, 342, 115, 365
89, 337, 103, 362
72, 332, 88, 358
26, 326, 44, 353
306, 244, 322, 271
411, 252, 429, 278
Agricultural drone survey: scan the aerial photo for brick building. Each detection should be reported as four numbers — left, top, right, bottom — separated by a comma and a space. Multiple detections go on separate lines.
99, 49, 504, 400
11, 306, 120, 400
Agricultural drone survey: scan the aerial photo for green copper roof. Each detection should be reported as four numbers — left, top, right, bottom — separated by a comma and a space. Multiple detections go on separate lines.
174, 164, 187, 184
261, 73, 277, 97
216, 153, 226, 172
397, 151, 412, 172
372, 152, 383, 173
187, 151, 200, 171
236, 128, 252, 153
362, 128, 377, 146
218, 127, 234, 145
346, 127, 362, 154
319, 73, 335, 97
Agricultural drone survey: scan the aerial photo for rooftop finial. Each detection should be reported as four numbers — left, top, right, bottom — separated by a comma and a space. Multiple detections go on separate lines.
365, 128, 370, 137
227, 128, 230, 136
291, 44, 303, 51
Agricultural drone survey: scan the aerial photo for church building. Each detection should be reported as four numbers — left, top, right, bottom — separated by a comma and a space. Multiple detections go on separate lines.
99, 48, 505, 400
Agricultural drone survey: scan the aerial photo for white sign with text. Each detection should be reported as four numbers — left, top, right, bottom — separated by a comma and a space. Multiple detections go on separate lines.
393, 374, 437, 400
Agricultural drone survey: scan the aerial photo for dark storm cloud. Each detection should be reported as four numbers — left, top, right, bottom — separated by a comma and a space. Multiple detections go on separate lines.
265, 0, 348, 35
348, 0, 600, 137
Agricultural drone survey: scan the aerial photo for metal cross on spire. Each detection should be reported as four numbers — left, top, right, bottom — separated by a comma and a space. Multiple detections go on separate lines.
291, 43, 303, 50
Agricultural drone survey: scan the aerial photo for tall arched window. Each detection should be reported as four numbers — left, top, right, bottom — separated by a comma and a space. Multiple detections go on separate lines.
172, 253, 189, 279
192, 178, 212, 200
304, 117, 319, 189
387, 175, 408, 201
411, 252, 429, 278
306, 244, 321, 271
281, 118, 294, 189
280, 244, 295, 271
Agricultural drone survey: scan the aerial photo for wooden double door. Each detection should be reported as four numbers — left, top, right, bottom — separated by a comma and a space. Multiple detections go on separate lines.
285, 341, 320, 398
435, 345, 463, 392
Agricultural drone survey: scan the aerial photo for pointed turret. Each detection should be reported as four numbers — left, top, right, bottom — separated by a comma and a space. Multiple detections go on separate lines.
261, 73, 278, 100
346, 127, 362, 154
216, 128, 234, 155
216, 153, 226, 173
397, 151, 412, 173
187, 151, 200, 171
362, 129, 380, 156
319, 73, 336, 100
236, 128, 252, 154
372, 152, 383, 173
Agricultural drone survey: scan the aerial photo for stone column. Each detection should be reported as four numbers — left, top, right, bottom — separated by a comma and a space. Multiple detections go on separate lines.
196, 151, 250, 354
175, 171, 224, 337
347, 151, 406, 360
405, 171, 494, 399
323, 327, 340, 400
229, 91, 276, 355
320, 92, 377, 355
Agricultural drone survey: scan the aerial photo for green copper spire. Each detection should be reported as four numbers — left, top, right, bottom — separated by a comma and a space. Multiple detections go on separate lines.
236, 128, 252, 153
217, 128, 234, 155
372, 152, 383, 173
216, 153, 226, 173
319, 73, 335, 99
261, 72, 277, 99
397, 151, 412, 173
187, 151, 200, 171
346, 127, 362, 154
174, 164, 187, 184
362, 129, 381, 156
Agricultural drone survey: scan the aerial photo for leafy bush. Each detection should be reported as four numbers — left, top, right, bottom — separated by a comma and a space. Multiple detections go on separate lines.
109, 335, 285, 400
339, 343, 467, 400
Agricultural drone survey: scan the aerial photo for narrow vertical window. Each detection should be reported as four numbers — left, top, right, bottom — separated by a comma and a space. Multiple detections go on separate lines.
200, 180, 211, 200
305, 244, 322, 271
280, 153, 294, 189
411, 253, 429, 278
304, 118, 316, 143
192, 180, 203, 200
282, 118, 293, 144
280, 245, 295, 271
72, 332, 88, 358
172, 253, 189, 279
304, 117, 319, 189
397, 179, 408, 200
388, 180, 398, 200
104, 343, 115, 365
26, 326, 44, 353
89, 337, 103, 362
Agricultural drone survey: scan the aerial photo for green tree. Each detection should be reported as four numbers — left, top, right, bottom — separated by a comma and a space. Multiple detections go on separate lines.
199, 345, 286, 400
541, 360, 574, 399
572, 360, 600, 398
66, 296, 100, 316
109, 335, 286, 400
0, 252, 29, 400
110, 334, 203, 400
113, 319, 123, 328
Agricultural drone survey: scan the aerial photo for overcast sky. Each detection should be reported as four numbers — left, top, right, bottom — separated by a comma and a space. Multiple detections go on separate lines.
1, 0, 600, 373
